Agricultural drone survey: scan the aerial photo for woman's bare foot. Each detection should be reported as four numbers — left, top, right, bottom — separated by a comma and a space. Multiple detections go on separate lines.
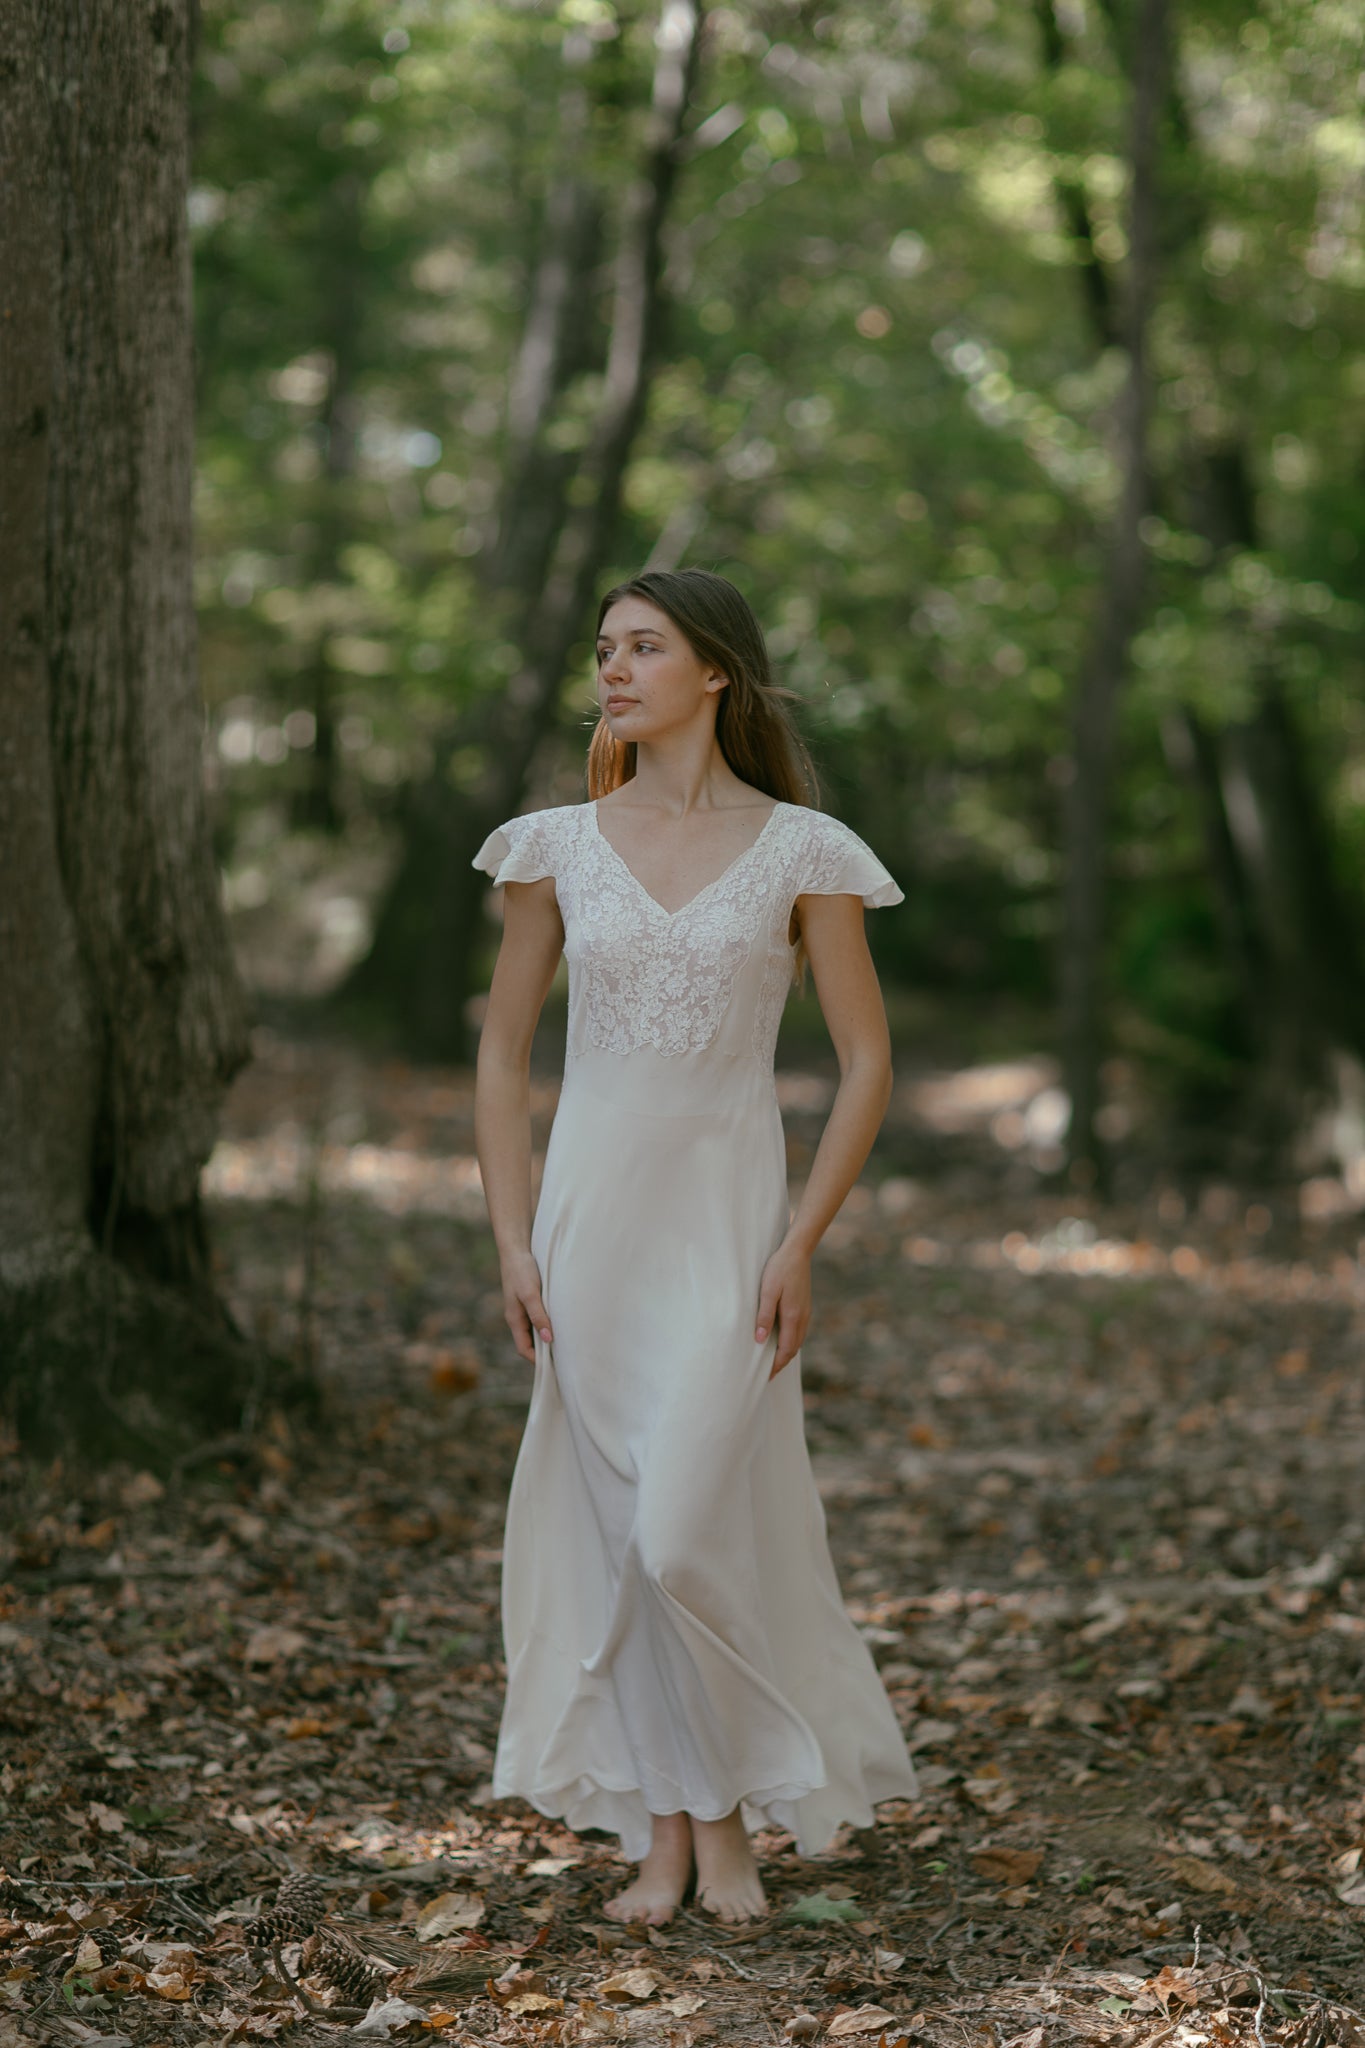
603, 1812, 694, 1926
690, 1809, 768, 1923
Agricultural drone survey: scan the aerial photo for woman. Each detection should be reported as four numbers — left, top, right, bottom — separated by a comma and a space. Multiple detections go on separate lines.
473, 568, 916, 1927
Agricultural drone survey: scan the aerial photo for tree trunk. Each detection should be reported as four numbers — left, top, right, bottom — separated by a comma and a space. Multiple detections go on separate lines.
343, 0, 706, 1061
292, 171, 363, 835
1059, 0, 1168, 1182
1047, 9, 1365, 1166
0, 0, 263, 1458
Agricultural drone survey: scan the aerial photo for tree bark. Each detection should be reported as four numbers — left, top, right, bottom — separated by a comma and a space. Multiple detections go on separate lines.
343, 0, 706, 1061
0, 0, 261, 1457
1059, 0, 1168, 1181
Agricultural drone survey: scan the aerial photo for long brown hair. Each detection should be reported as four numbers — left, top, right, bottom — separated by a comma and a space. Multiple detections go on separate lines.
586, 569, 818, 807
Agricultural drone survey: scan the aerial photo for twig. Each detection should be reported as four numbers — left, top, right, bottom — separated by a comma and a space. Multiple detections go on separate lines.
271, 1938, 333, 2019
102, 1852, 214, 1933
926, 1909, 963, 1950
685, 1938, 765, 1981
1252, 1974, 1269, 2048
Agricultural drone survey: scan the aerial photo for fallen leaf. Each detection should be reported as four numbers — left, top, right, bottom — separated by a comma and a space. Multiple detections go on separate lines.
964, 1776, 1017, 1815
1164, 1855, 1237, 1896
1337, 1876, 1365, 1906
667, 1994, 707, 2018
785, 1891, 861, 1924
828, 2006, 901, 2037
144, 1966, 192, 2001
120, 1470, 164, 1508
354, 1997, 431, 2036
971, 1847, 1042, 1886
243, 1625, 308, 1665
1148, 1966, 1200, 2010
415, 1892, 485, 1941
599, 1966, 663, 2001
87, 1803, 125, 1835
507, 1993, 563, 2015
428, 1346, 481, 1396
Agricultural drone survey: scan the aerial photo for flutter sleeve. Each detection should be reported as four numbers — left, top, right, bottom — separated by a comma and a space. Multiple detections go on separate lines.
798, 811, 904, 909
471, 810, 558, 887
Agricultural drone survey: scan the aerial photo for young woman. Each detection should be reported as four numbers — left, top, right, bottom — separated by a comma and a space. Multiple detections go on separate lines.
473, 568, 916, 1927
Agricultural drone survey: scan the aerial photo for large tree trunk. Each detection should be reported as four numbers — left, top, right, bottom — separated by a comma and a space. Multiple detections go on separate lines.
0, 0, 261, 1459
1059, 0, 1168, 1182
341, 1, 705, 1061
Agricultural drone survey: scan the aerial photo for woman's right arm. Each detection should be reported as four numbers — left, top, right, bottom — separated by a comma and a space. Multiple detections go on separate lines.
473, 875, 565, 1361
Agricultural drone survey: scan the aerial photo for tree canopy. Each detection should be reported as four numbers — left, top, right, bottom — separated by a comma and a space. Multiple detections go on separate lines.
192, 0, 1365, 1153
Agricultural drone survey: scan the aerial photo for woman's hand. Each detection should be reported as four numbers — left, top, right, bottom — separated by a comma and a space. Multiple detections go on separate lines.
756, 1240, 812, 1378
501, 1249, 552, 1363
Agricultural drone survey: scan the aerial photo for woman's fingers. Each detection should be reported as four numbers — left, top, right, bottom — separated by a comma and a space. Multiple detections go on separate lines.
501, 1254, 552, 1363
504, 1293, 551, 1362
504, 1297, 535, 1362
771, 1305, 807, 1376
755, 1273, 779, 1344
523, 1288, 552, 1346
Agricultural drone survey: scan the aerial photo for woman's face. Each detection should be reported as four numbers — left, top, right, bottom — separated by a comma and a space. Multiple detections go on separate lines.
595, 598, 727, 744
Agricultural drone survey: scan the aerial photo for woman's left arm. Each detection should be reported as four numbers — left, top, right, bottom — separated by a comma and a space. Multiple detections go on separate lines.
756, 892, 894, 1377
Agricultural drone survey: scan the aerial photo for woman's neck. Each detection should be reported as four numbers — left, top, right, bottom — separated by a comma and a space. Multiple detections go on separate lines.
623, 738, 755, 817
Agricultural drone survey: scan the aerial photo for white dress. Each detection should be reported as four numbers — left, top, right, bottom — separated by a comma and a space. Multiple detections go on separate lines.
472, 798, 917, 1861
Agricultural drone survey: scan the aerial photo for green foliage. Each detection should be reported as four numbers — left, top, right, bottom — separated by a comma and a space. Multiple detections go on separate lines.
193, 0, 1365, 1100
783, 1890, 861, 1923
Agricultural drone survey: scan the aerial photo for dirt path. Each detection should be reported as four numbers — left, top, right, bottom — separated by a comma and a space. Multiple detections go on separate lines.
2, 1036, 1364, 2044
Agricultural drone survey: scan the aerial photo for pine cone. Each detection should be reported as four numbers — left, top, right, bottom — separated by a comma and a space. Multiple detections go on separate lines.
301, 1931, 384, 2008
90, 1928, 122, 1965
247, 1870, 327, 1945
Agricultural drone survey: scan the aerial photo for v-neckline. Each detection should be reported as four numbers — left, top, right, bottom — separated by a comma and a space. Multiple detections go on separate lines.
589, 799, 784, 919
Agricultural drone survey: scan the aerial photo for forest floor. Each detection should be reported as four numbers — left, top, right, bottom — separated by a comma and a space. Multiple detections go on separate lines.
3, 1028, 1365, 2048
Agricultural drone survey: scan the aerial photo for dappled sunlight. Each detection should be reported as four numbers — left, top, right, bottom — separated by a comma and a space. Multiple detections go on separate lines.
205, 1135, 490, 1221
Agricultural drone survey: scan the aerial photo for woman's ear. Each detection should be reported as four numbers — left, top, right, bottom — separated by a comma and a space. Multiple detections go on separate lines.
704, 669, 730, 697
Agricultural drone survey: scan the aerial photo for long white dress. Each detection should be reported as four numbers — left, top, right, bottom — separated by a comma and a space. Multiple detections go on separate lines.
472, 798, 917, 1862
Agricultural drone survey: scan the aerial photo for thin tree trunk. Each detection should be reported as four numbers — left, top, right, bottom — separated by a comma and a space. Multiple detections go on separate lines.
1058, 0, 1168, 1183
293, 173, 363, 835
344, 0, 705, 1060
0, 0, 262, 1457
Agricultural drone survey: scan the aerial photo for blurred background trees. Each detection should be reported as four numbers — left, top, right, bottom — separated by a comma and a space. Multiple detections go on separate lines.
192, 0, 1365, 1186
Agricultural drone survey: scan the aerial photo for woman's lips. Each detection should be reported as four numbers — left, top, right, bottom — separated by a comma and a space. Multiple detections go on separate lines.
605, 696, 636, 711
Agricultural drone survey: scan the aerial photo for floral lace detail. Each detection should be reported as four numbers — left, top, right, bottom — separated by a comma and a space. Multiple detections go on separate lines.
571, 807, 796, 1058
749, 810, 902, 1063
474, 803, 899, 1063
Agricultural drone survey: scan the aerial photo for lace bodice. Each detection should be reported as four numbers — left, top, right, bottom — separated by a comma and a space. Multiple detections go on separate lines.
473, 800, 901, 1067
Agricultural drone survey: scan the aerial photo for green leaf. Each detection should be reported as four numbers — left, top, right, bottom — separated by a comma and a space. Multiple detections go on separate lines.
784, 1891, 860, 1924
127, 1801, 176, 1828
1098, 1997, 1131, 2016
